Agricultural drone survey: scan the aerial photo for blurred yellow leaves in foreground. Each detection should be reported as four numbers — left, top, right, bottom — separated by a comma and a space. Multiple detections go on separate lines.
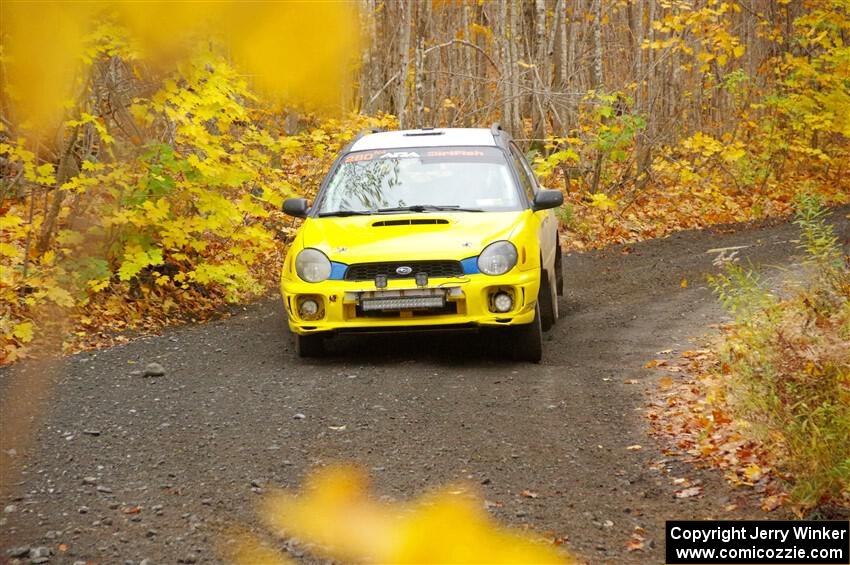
227, 465, 572, 564
1, 1, 359, 133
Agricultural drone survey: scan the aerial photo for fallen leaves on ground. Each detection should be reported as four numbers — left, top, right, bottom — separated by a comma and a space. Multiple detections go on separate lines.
674, 486, 703, 499
645, 342, 789, 511
625, 526, 647, 552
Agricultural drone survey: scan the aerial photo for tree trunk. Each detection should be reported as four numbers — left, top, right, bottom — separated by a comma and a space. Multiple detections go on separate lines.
498, 0, 512, 132
531, 0, 548, 141
508, 0, 522, 135
461, 3, 475, 126
634, 0, 650, 180
591, 0, 603, 89
414, 4, 425, 127
396, 0, 412, 128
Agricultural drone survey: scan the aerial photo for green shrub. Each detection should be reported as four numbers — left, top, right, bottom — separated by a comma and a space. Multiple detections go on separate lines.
709, 196, 850, 511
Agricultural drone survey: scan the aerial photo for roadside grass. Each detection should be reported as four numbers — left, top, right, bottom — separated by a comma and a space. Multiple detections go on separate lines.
652, 196, 849, 515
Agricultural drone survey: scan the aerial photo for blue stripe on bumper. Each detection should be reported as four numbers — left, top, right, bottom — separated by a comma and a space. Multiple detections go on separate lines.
329, 261, 348, 280
461, 256, 480, 275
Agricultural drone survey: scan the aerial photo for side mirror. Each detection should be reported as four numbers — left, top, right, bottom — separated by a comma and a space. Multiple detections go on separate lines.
532, 189, 564, 211
282, 197, 309, 218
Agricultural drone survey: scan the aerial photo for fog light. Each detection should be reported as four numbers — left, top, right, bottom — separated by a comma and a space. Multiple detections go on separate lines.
493, 292, 513, 313
299, 298, 319, 318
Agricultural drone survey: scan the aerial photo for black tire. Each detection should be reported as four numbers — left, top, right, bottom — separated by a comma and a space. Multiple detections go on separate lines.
555, 251, 564, 296
295, 333, 325, 358
538, 271, 559, 332
511, 304, 543, 363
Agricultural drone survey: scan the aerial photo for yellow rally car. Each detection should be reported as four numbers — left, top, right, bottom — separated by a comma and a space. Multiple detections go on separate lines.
280, 124, 563, 362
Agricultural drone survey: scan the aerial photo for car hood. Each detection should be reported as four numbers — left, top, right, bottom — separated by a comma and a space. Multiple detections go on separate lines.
301, 211, 527, 263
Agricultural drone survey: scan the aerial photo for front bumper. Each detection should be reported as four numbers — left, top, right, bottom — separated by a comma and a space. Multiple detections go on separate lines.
281, 271, 540, 335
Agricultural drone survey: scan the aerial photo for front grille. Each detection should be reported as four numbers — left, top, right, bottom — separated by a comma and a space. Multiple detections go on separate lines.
345, 260, 463, 281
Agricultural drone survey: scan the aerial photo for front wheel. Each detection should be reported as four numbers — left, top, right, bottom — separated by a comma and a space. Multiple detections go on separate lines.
538, 270, 559, 332
555, 251, 564, 296
511, 305, 543, 363
295, 333, 325, 358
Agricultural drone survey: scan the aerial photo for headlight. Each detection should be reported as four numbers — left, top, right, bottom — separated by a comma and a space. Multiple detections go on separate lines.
295, 248, 331, 283
477, 241, 517, 276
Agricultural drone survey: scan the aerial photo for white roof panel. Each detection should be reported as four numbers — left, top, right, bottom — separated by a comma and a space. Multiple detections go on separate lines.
349, 128, 498, 151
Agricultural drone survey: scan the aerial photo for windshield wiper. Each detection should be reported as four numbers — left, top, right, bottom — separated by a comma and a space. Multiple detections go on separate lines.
317, 210, 372, 217
375, 205, 484, 214
319, 205, 485, 216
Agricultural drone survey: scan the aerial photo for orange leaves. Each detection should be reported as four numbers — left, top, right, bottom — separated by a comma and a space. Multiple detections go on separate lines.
646, 342, 796, 513
682, 349, 710, 359
760, 494, 787, 512
626, 526, 647, 552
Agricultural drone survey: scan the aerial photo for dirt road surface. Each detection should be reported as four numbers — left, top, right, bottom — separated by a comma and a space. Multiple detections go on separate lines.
2, 209, 848, 564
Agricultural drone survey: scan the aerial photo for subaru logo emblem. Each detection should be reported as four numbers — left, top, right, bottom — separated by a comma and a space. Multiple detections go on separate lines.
396, 266, 413, 275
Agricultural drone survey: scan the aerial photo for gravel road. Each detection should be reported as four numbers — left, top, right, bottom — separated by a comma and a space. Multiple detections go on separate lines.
2, 208, 848, 565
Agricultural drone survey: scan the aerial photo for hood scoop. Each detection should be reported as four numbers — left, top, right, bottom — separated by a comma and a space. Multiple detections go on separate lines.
371, 218, 449, 227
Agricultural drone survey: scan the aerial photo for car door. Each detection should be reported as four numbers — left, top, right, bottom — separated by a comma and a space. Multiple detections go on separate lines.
509, 143, 558, 275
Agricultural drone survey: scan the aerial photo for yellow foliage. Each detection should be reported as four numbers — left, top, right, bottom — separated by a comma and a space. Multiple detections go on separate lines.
1, 1, 360, 133
0, 67, 395, 362
589, 193, 618, 210
230, 465, 571, 565
12, 322, 33, 344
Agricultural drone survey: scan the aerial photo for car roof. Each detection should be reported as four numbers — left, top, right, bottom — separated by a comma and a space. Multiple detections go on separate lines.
348, 127, 505, 152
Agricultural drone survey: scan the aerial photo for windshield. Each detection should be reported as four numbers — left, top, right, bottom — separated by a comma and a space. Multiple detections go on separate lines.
316, 146, 523, 215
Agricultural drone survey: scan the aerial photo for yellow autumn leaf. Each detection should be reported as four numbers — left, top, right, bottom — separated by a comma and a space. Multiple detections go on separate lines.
13, 321, 34, 343
722, 146, 747, 162
468, 23, 492, 40
87, 277, 110, 293
743, 464, 763, 482
143, 198, 171, 222
249, 465, 570, 565
589, 192, 617, 210
46, 285, 75, 308
0, 215, 24, 229
35, 162, 56, 184
0, 242, 19, 257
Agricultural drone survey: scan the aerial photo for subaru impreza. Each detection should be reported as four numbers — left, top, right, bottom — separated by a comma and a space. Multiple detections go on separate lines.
280, 125, 563, 362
